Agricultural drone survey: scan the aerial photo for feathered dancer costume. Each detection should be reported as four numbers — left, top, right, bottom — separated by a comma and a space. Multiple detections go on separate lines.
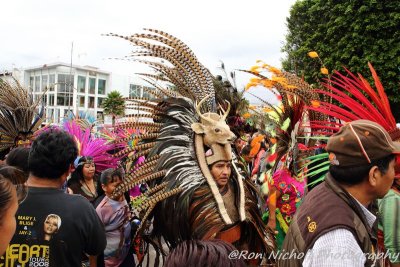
244, 62, 324, 248
0, 79, 45, 153
62, 120, 121, 172
243, 62, 323, 177
308, 63, 399, 139
105, 29, 275, 265
304, 63, 400, 185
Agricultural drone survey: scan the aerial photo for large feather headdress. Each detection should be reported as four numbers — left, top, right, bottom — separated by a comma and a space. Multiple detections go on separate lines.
308, 63, 399, 140
243, 62, 320, 174
0, 79, 45, 152
106, 29, 275, 265
62, 120, 121, 172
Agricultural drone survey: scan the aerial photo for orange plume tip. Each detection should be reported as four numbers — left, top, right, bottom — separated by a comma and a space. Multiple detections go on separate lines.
320, 67, 329, 75
311, 100, 321, 108
242, 113, 251, 119
249, 66, 260, 73
308, 51, 319, 58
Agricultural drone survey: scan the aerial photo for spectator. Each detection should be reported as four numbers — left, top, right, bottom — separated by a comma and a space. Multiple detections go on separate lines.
68, 156, 99, 203
0, 166, 27, 256
96, 168, 133, 267
378, 174, 400, 266
0, 129, 106, 267
0, 148, 10, 167
0, 175, 18, 256
5, 147, 30, 181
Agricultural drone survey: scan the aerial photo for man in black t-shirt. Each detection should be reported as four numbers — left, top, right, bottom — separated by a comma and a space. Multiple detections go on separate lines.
0, 129, 106, 267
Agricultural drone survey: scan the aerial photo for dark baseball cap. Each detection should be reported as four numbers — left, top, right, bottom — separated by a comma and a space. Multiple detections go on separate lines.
326, 120, 400, 167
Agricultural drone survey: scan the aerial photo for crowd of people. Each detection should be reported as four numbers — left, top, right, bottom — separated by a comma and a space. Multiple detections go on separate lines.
0, 29, 399, 267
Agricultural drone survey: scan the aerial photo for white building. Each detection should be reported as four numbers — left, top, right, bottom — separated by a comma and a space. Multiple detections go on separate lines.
111, 73, 155, 100
1, 62, 157, 124
19, 62, 110, 123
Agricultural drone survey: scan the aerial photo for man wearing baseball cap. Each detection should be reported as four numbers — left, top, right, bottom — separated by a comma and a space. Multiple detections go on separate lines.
279, 120, 400, 267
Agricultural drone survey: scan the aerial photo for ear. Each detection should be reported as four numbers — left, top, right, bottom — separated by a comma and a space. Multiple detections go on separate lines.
61, 165, 74, 184
101, 184, 107, 192
191, 123, 205, 134
368, 166, 380, 187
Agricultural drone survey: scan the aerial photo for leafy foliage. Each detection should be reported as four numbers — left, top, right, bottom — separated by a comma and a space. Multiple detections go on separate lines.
282, 0, 400, 119
102, 90, 125, 126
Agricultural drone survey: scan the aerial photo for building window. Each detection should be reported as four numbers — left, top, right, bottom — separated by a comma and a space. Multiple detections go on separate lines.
48, 94, 55, 106
129, 84, 141, 98
29, 77, 34, 90
57, 74, 74, 93
49, 74, 55, 91
57, 94, 73, 106
47, 108, 54, 122
35, 76, 40, 92
97, 97, 104, 108
42, 75, 48, 91
78, 76, 86, 93
98, 79, 106, 95
54, 108, 60, 123
88, 97, 95, 108
78, 96, 85, 107
89, 78, 96, 94
41, 94, 47, 105
142, 86, 154, 99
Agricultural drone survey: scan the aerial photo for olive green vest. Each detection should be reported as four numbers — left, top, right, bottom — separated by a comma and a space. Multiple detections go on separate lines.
278, 173, 377, 267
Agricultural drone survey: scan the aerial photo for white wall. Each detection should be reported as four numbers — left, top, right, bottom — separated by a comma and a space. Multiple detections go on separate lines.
110, 73, 148, 97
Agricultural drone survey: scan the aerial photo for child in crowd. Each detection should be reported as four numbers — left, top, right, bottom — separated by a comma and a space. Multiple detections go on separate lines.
96, 168, 134, 267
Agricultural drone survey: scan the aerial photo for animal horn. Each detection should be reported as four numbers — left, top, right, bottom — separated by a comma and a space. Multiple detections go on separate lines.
196, 94, 214, 124
221, 100, 231, 121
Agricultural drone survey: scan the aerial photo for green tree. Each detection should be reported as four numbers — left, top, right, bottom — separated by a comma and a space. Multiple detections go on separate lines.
102, 90, 125, 126
282, 0, 400, 119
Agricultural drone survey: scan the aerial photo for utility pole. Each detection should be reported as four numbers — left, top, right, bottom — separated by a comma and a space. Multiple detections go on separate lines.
67, 42, 74, 118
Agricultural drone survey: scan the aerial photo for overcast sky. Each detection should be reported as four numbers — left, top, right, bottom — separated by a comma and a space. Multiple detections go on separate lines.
0, 0, 296, 102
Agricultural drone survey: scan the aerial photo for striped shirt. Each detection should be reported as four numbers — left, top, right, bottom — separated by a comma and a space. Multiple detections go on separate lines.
303, 197, 376, 267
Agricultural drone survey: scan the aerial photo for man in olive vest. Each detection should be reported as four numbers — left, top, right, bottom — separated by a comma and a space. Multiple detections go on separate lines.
278, 120, 400, 267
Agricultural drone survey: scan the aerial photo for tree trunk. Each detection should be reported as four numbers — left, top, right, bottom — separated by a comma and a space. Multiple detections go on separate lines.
112, 115, 116, 127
